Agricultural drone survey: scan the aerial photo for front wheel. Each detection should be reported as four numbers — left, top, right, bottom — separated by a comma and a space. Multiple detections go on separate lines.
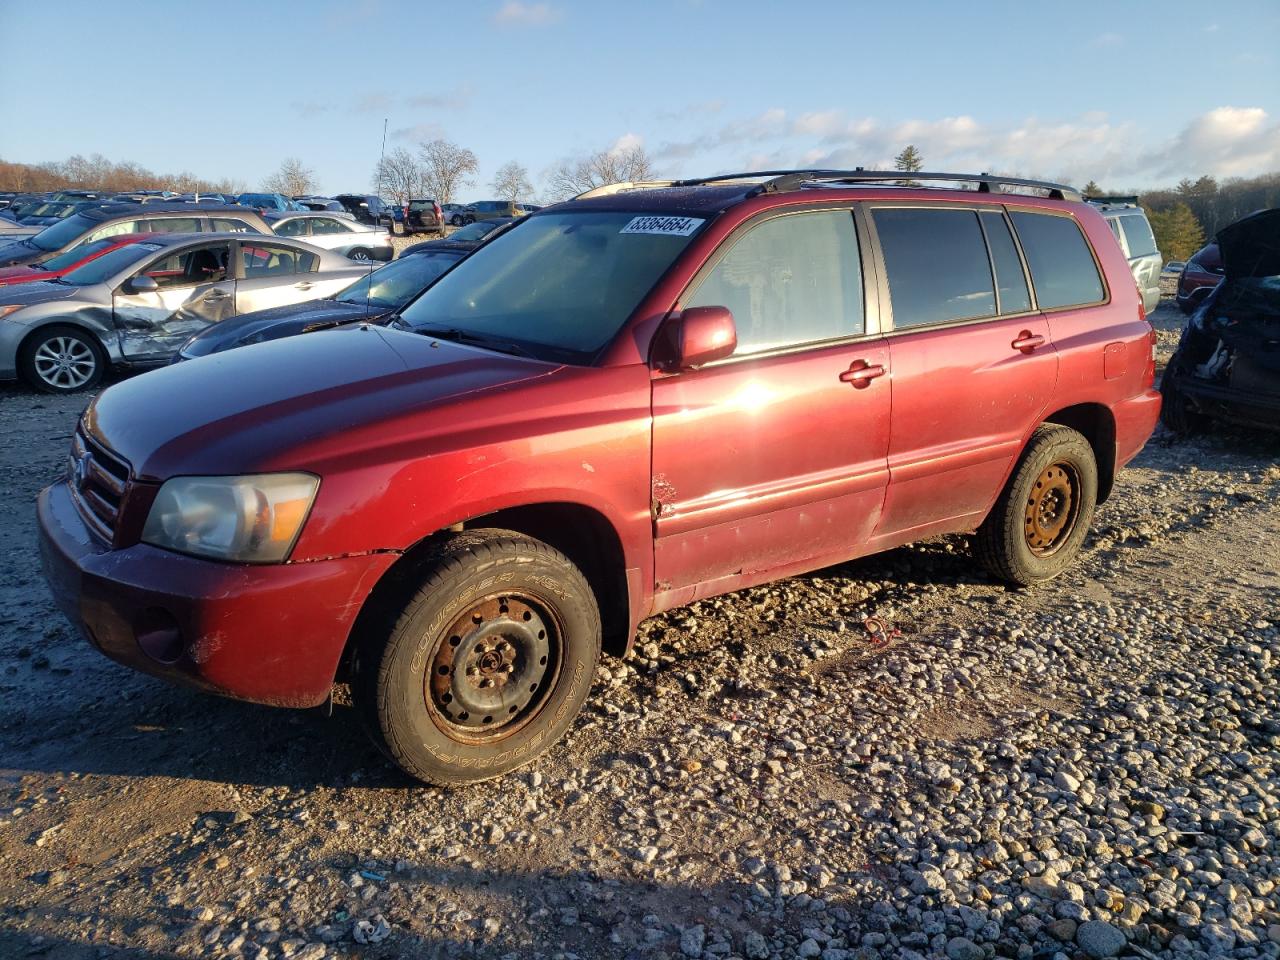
354, 530, 601, 786
19, 325, 106, 393
450, 214, 464, 226
973, 425, 1098, 585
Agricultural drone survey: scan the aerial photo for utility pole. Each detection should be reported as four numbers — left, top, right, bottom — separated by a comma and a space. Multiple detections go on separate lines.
377, 118, 388, 199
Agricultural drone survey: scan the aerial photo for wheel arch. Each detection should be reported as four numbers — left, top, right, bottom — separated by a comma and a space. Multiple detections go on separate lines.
1041, 402, 1117, 503
338, 500, 634, 684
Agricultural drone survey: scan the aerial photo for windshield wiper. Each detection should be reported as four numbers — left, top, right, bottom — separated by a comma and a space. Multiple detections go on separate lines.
412, 325, 537, 359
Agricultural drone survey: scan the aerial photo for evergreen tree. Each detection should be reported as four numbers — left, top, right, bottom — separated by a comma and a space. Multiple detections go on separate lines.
1082, 180, 1102, 197
1148, 202, 1205, 261
894, 145, 923, 173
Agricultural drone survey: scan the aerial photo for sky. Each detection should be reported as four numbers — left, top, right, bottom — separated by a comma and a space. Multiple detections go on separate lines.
1, 0, 1278, 199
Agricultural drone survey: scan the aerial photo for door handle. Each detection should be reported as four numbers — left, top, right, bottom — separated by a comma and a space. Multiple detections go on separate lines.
294, 281, 312, 290
1011, 331, 1045, 352
839, 361, 886, 388
205, 290, 231, 300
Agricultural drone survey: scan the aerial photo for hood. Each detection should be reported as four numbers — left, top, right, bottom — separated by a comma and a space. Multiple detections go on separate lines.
0, 237, 45, 267
85, 323, 560, 479
1218, 208, 1280, 280
0, 279, 86, 307
179, 299, 381, 358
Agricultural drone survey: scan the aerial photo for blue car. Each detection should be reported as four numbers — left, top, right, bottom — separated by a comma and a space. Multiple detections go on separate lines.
237, 192, 308, 212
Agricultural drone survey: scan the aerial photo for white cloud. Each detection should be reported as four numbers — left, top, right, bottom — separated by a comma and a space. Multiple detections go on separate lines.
391, 122, 445, 143
492, 1, 561, 26
655, 106, 1280, 187
610, 132, 645, 155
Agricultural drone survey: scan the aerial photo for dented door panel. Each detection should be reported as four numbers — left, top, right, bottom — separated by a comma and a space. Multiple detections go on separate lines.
113, 279, 237, 359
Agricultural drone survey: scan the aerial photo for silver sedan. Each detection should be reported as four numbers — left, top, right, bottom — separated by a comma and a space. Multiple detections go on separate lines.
265, 212, 394, 262
0, 233, 371, 392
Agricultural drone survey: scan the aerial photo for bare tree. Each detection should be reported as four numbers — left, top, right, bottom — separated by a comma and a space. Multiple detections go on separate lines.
491, 161, 534, 202
546, 145, 654, 200
418, 139, 478, 204
262, 157, 317, 197
374, 147, 427, 205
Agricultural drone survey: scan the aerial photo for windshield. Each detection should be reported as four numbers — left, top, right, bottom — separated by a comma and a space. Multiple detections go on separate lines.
61, 242, 163, 285
450, 221, 497, 242
335, 251, 463, 308
28, 213, 98, 252
397, 211, 705, 363
38, 237, 120, 271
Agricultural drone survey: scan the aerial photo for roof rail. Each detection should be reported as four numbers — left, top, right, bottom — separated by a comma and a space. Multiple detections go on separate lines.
671, 169, 1083, 202
573, 180, 676, 200
1084, 194, 1140, 206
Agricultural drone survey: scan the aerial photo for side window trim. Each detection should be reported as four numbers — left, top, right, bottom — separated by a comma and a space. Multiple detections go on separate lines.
669, 204, 882, 366
986, 207, 1040, 314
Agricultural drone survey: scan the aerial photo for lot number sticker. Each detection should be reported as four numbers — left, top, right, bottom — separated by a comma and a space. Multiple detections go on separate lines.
620, 216, 704, 236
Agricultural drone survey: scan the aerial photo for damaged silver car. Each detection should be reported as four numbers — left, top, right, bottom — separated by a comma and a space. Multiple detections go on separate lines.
0, 233, 372, 392
1161, 208, 1280, 434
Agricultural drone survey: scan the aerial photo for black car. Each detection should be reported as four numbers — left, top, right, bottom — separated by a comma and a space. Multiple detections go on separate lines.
399, 217, 519, 257
333, 194, 397, 231
174, 246, 468, 360
1161, 208, 1280, 434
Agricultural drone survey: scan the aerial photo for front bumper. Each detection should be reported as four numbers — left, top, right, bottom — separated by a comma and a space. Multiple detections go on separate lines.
37, 480, 397, 708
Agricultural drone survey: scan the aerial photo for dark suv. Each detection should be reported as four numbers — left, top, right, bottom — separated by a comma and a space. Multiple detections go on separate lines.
405, 198, 445, 234
0, 203, 270, 268
38, 171, 1159, 786
333, 194, 397, 231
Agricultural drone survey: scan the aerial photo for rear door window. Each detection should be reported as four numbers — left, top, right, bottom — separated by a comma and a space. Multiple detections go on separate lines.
1119, 215, 1158, 258
144, 217, 202, 235
1009, 211, 1105, 309
979, 211, 1031, 315
272, 218, 309, 238
872, 208, 995, 328
310, 217, 351, 235
87, 220, 144, 242
686, 209, 863, 354
211, 217, 257, 234
239, 243, 318, 277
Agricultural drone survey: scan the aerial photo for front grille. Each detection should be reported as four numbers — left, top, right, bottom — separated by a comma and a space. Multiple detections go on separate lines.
68, 428, 131, 544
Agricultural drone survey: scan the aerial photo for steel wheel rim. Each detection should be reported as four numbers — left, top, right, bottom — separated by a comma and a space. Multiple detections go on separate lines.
33, 336, 96, 389
425, 593, 563, 744
1024, 461, 1081, 556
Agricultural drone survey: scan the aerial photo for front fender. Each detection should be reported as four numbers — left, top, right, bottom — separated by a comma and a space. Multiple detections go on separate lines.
1, 303, 121, 377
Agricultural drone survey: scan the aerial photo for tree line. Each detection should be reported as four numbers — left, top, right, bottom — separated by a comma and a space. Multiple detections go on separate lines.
0, 154, 245, 196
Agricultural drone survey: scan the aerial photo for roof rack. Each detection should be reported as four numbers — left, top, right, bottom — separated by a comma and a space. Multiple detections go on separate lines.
671, 169, 1082, 202
573, 180, 676, 200
1084, 194, 1140, 206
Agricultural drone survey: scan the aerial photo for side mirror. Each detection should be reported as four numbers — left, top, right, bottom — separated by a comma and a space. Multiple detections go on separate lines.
668, 305, 737, 370
124, 275, 159, 295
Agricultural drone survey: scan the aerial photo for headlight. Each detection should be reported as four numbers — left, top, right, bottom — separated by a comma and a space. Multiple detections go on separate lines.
142, 473, 319, 563
0, 304, 25, 320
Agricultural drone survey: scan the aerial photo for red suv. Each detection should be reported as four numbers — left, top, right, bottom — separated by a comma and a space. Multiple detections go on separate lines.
37, 171, 1160, 785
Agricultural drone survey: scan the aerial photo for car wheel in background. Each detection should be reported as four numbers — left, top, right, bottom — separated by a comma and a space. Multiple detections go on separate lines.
18, 325, 106, 394
348, 248, 372, 262
1159, 365, 1209, 435
450, 215, 464, 227
353, 529, 601, 786
973, 424, 1098, 586
463, 215, 476, 225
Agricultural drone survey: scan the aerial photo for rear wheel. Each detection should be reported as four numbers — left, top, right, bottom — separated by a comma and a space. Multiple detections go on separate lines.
19, 325, 106, 394
348, 247, 372, 262
353, 530, 601, 786
974, 425, 1098, 585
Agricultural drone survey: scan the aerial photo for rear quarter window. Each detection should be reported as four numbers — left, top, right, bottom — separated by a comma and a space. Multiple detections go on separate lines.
1119, 215, 1158, 258
1009, 211, 1105, 310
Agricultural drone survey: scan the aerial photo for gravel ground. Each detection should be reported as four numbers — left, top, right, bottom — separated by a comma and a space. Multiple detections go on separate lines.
1, 300, 1278, 960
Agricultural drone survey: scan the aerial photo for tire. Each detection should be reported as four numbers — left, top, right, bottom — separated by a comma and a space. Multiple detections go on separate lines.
974, 425, 1098, 586
450, 215, 464, 227
348, 247, 372, 262
18, 325, 106, 394
463, 215, 476, 225
1159, 365, 1209, 435
353, 529, 601, 786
